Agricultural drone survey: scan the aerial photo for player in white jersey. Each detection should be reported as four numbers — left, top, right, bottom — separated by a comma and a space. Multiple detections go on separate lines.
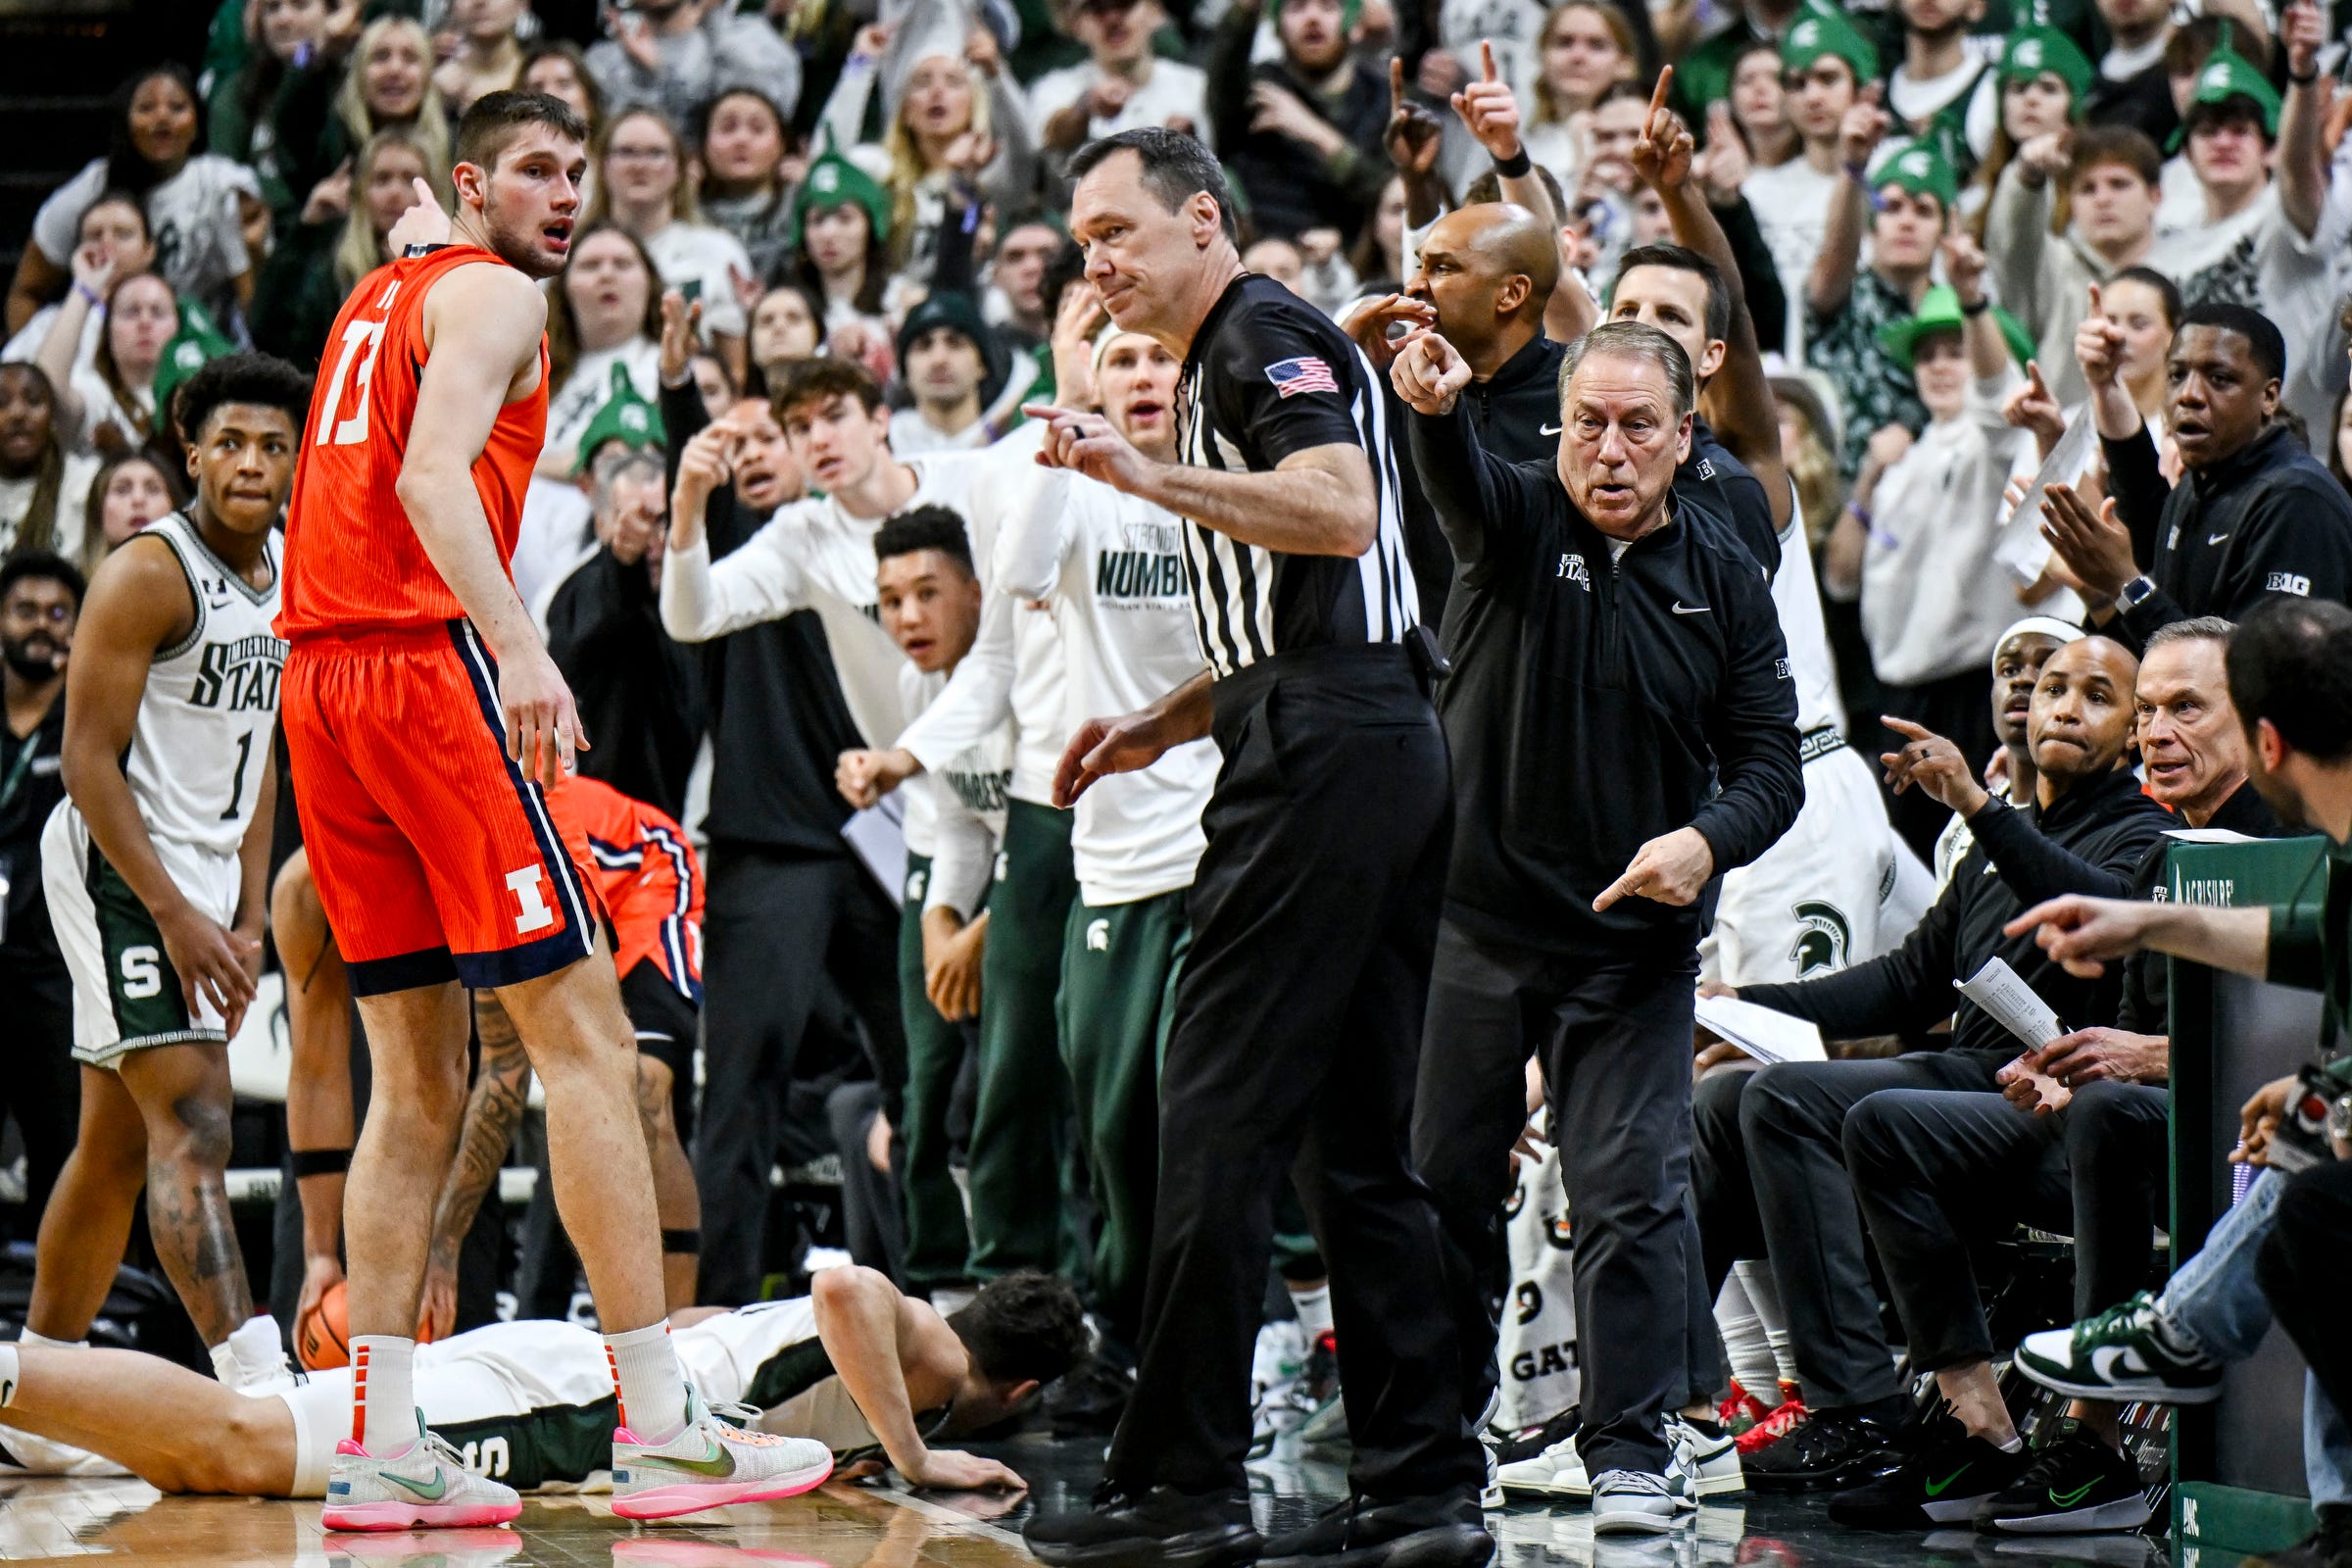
0, 1270, 1087, 1498
662, 358, 985, 751
996, 326, 1213, 1373
29, 355, 312, 1396
1703, 488, 1932, 990
836, 510, 1015, 1298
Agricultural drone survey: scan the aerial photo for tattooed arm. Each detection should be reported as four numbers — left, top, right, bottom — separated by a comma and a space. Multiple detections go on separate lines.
417, 991, 533, 1340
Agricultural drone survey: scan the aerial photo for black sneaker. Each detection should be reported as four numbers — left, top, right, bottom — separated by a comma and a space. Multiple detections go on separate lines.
1258, 1486, 1494, 1568
2244, 1504, 2352, 1568
1049, 1353, 1138, 1438
1743, 1405, 1908, 1492
1024, 1483, 1262, 1568
1826, 1430, 2031, 1529
1972, 1420, 2151, 1535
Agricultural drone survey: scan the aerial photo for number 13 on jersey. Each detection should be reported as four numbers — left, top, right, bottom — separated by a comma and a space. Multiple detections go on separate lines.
314, 281, 400, 448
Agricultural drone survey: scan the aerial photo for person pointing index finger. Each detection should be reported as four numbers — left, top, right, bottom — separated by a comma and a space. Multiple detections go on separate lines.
1481, 39, 1497, 81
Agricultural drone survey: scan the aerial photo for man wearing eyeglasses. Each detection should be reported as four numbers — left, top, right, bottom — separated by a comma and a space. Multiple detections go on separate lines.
0, 550, 83, 1240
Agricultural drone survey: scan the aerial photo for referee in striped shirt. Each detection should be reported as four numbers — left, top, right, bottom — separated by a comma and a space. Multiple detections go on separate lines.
1021, 128, 1488, 1568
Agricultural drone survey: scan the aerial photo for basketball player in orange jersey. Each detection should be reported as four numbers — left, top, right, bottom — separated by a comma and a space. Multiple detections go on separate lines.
276, 91, 823, 1531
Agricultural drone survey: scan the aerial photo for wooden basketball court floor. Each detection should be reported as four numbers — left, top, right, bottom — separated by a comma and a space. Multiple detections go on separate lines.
0, 1428, 2236, 1568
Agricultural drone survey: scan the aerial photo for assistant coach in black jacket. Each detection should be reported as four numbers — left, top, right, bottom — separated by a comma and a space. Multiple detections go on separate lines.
1694, 635, 2173, 1491
2041, 301, 2352, 652
1396, 318, 1801, 1519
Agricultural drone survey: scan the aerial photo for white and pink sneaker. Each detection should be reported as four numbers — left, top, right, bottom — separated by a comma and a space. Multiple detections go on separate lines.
611, 1389, 834, 1520
321, 1411, 522, 1532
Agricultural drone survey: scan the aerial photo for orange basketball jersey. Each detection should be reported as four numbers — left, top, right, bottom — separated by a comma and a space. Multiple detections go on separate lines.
543, 775, 704, 1001
279, 245, 548, 639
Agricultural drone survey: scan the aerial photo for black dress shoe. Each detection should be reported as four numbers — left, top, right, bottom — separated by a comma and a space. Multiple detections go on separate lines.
1258, 1485, 1494, 1568
1743, 1404, 1909, 1492
1024, 1483, 1262, 1568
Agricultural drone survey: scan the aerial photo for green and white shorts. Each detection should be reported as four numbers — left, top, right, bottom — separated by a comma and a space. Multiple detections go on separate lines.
41, 802, 240, 1067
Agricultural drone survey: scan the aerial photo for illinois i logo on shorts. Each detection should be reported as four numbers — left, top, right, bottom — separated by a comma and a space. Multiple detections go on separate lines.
506, 865, 557, 934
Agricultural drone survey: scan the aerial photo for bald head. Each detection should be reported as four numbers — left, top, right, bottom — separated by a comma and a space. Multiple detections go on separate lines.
1407, 203, 1559, 369
2029, 635, 2142, 790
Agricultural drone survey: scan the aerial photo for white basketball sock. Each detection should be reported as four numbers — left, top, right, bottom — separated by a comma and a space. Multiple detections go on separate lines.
1289, 1283, 1333, 1345
352, 1336, 417, 1455
606, 1321, 689, 1442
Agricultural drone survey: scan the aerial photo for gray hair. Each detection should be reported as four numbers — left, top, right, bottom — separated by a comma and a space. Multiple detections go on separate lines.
2144, 614, 2235, 653
592, 447, 667, 515
1558, 320, 1696, 419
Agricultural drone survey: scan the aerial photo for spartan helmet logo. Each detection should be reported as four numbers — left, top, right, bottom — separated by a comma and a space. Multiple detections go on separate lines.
1898, 150, 1932, 179
1788, 900, 1853, 976
1791, 18, 1820, 46
2014, 38, 2043, 68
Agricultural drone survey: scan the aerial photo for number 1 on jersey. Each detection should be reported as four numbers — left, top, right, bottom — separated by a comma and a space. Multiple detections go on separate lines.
316, 317, 388, 447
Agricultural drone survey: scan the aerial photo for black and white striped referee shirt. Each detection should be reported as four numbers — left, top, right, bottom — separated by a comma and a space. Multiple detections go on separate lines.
1175, 274, 1420, 678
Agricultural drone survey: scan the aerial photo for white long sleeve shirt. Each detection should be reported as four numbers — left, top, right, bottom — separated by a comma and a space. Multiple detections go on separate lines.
894, 662, 1013, 917
997, 468, 1213, 906
658, 453, 986, 749
892, 425, 1070, 807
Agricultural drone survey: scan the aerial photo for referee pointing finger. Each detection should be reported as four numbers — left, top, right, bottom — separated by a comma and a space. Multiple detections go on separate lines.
1022, 128, 1487, 1568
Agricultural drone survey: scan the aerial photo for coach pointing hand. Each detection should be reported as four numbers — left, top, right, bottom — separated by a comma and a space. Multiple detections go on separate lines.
1396, 318, 1801, 1528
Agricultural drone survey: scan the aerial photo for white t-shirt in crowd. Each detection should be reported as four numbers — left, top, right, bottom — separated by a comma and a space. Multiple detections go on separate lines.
2, 307, 102, 384
0, 454, 97, 562
1743, 157, 1842, 360
888, 408, 992, 456
2150, 163, 2352, 435
639, 220, 757, 343
1026, 58, 1212, 149
33, 157, 259, 320
544, 339, 662, 465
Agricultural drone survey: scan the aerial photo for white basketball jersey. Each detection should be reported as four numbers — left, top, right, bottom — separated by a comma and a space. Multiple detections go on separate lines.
131, 514, 285, 857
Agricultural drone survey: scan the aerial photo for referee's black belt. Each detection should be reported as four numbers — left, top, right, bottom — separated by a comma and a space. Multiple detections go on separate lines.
1798, 725, 1846, 765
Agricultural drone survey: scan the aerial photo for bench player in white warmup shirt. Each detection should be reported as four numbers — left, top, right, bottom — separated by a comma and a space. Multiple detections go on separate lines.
0, 1271, 1085, 1498
30, 355, 313, 1400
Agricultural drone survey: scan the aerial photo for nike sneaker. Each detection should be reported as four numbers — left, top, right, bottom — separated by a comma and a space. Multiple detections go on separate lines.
1972, 1420, 2151, 1535
1741, 1403, 1904, 1491
611, 1388, 835, 1520
1590, 1468, 1695, 1536
321, 1411, 523, 1532
1294, 1332, 1348, 1448
1666, 1414, 1744, 1498
1250, 1320, 1308, 1457
1734, 1384, 1809, 1456
2013, 1293, 2223, 1405
1494, 1406, 1588, 1499
1825, 1430, 2031, 1529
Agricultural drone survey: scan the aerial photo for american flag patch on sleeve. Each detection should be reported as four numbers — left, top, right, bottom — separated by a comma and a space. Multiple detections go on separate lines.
1264, 356, 1340, 398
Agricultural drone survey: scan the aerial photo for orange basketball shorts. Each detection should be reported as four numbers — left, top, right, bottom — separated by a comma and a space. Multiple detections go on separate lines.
283, 619, 605, 996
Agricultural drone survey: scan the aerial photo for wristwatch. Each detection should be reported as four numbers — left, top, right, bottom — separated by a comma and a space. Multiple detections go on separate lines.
2119, 574, 2159, 611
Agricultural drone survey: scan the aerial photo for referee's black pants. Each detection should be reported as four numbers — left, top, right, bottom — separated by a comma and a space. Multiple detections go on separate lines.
1105, 647, 1479, 1501
1413, 932, 1709, 1477
1843, 1082, 2168, 1372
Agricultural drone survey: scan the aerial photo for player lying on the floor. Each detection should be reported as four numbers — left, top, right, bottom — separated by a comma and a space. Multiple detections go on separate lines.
0, 1268, 1084, 1498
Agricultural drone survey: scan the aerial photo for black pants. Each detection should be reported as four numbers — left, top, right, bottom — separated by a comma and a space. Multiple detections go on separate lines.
1876, 668, 1996, 863
1415, 930, 1712, 1475
1844, 1082, 2168, 1371
697, 845, 903, 1305
1692, 1053, 1998, 1409
0, 945, 76, 1241
2259, 1156, 2352, 1430
1105, 648, 1477, 1501
827, 1079, 905, 1278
